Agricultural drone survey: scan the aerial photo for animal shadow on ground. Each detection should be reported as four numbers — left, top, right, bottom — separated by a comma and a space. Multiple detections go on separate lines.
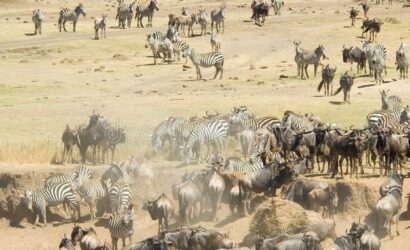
313, 95, 326, 98
343, 26, 351, 28
329, 101, 345, 105
399, 210, 410, 221
24, 33, 36, 36
243, 20, 253, 23
214, 213, 242, 228
94, 217, 110, 228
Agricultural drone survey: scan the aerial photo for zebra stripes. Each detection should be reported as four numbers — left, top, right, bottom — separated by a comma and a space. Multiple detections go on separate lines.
116, 1, 135, 29
94, 15, 107, 40
396, 42, 409, 79
109, 204, 134, 250
380, 90, 402, 113
45, 165, 92, 188
32, 9, 44, 35
211, 32, 221, 52
225, 150, 265, 173
58, 3, 86, 32
282, 111, 316, 131
271, 0, 284, 15
300, 44, 327, 79
22, 181, 80, 226
173, 40, 189, 63
109, 180, 132, 212
182, 47, 224, 79
368, 43, 387, 85
198, 9, 210, 36
146, 35, 173, 65
135, 0, 159, 28
293, 41, 304, 78
367, 111, 408, 133
211, 5, 226, 33
232, 115, 281, 131
75, 178, 111, 221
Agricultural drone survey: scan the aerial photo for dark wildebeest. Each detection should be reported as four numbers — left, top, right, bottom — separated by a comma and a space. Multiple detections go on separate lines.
78, 112, 104, 164
60, 235, 75, 250
251, 0, 269, 26
376, 185, 403, 238
61, 125, 80, 164
285, 179, 329, 208
162, 228, 193, 250
99, 126, 126, 163
188, 228, 236, 250
334, 71, 354, 104
238, 162, 294, 215
146, 193, 173, 234
349, 221, 381, 250
121, 237, 168, 250
317, 64, 337, 96
307, 185, 337, 218
362, 18, 383, 42
292, 131, 317, 172
360, 3, 369, 19
342, 46, 366, 74
71, 225, 104, 250
255, 232, 320, 250
349, 7, 359, 26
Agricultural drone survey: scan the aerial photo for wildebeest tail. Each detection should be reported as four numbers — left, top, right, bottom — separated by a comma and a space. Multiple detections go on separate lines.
333, 86, 343, 96
317, 80, 324, 92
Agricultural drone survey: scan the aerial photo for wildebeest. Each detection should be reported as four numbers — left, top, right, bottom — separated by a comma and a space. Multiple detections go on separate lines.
327, 232, 360, 250
78, 112, 103, 164
376, 185, 403, 238
255, 232, 320, 250
71, 225, 104, 250
299, 218, 337, 240
349, 7, 359, 26
62, 125, 80, 164
188, 228, 236, 250
207, 164, 226, 221
342, 46, 366, 74
379, 172, 405, 197
362, 18, 383, 42
162, 228, 193, 250
285, 179, 329, 208
146, 193, 173, 234
121, 237, 168, 250
251, 0, 269, 26
349, 221, 381, 250
334, 71, 354, 104
307, 185, 337, 218
317, 64, 337, 96
60, 235, 75, 250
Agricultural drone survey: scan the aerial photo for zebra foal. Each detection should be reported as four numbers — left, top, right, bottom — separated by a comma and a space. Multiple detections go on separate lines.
32, 9, 44, 35
94, 15, 107, 40
396, 42, 408, 79
211, 32, 221, 52
182, 47, 224, 79
58, 3, 86, 32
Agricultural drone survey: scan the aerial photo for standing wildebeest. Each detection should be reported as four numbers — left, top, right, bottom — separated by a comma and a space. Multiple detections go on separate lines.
307, 185, 337, 218
342, 46, 367, 74
62, 125, 80, 164
292, 131, 317, 171
349, 7, 359, 26
251, 0, 269, 26
376, 185, 402, 238
146, 193, 173, 234
135, 0, 159, 28
334, 71, 354, 104
71, 225, 104, 250
317, 64, 337, 96
285, 179, 329, 208
78, 112, 103, 164
300, 44, 327, 79
396, 42, 408, 79
379, 172, 406, 197
362, 18, 383, 42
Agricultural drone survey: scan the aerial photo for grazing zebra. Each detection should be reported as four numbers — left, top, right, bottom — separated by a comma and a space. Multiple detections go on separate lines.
174, 118, 204, 147
360, 3, 370, 19
211, 4, 226, 33
317, 64, 337, 96
21, 182, 81, 227
58, 3, 86, 32
369, 43, 387, 85
271, 0, 284, 15
109, 204, 134, 250
210, 32, 221, 52
282, 111, 317, 131
44, 165, 92, 188
349, 7, 359, 26
183, 119, 229, 164
145, 35, 173, 65
74, 178, 111, 221
109, 180, 132, 212
182, 47, 224, 79
300, 44, 327, 79
32, 9, 44, 35
334, 71, 354, 104
173, 40, 189, 63
342, 45, 367, 74
396, 42, 409, 79
135, 0, 159, 28
293, 41, 304, 78
225, 148, 265, 173
116, 0, 135, 29
197, 9, 210, 36
94, 15, 107, 40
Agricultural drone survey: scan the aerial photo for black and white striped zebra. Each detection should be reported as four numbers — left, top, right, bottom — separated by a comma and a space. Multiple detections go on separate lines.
198, 9, 210, 36
225, 148, 266, 173
300, 44, 327, 79
293, 41, 304, 78
94, 15, 107, 40
182, 46, 224, 79
366, 111, 409, 133
231, 113, 281, 131
211, 4, 226, 33
109, 180, 132, 212
369, 43, 387, 85
21, 181, 80, 227
135, 0, 159, 28
32, 9, 44, 35
282, 111, 317, 131
271, 0, 284, 15
44, 165, 92, 188
380, 90, 402, 113
109, 204, 134, 250
74, 178, 111, 221
152, 119, 170, 153
116, 0, 135, 29
183, 119, 229, 164
396, 42, 408, 79
173, 40, 189, 63
145, 35, 173, 65
58, 3, 86, 32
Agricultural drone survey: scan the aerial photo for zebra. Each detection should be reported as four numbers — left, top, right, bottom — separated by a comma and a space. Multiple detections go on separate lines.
271, 0, 284, 15
145, 35, 174, 65
211, 4, 226, 33
165, 25, 180, 42
282, 111, 317, 131
342, 45, 367, 74
74, 178, 111, 221
94, 15, 107, 40
116, 0, 136, 29
135, 0, 159, 28
197, 9, 210, 36
44, 165, 92, 188
300, 44, 327, 79
293, 41, 304, 78
334, 71, 354, 104
32, 9, 44, 35
231, 114, 281, 131
109, 180, 132, 212
182, 46, 224, 79
152, 120, 170, 153
178, 13, 198, 37
183, 119, 229, 164
317, 64, 337, 96
210, 32, 221, 52
380, 90, 402, 113
21, 181, 81, 227
173, 40, 189, 63
369, 43, 387, 85
251, 0, 269, 25
225, 148, 266, 173
367, 111, 409, 133
58, 3, 86, 32
396, 42, 409, 79
109, 204, 134, 250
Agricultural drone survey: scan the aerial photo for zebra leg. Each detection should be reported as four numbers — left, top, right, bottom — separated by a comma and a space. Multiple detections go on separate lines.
40, 206, 47, 227
61, 146, 67, 164
195, 65, 201, 79
62, 20, 68, 32
73, 20, 77, 32
95, 29, 99, 40
33, 210, 40, 226
112, 237, 118, 250
139, 17, 144, 28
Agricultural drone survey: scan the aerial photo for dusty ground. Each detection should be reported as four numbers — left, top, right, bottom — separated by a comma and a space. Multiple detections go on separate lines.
1, 0, 410, 249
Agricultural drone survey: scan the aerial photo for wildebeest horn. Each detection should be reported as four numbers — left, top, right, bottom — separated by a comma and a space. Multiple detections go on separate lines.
349, 125, 354, 130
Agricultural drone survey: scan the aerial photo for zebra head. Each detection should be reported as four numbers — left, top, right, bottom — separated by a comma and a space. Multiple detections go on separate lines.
75, 3, 86, 17
149, 0, 159, 11
145, 34, 156, 48
33, 9, 44, 21
397, 42, 407, 58
21, 190, 33, 211
182, 46, 192, 58
70, 224, 85, 246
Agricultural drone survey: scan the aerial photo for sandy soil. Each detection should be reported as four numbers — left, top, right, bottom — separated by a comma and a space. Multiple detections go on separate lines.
1, 0, 410, 249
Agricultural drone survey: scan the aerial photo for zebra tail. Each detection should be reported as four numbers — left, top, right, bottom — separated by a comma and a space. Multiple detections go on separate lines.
317, 80, 324, 92
333, 86, 343, 96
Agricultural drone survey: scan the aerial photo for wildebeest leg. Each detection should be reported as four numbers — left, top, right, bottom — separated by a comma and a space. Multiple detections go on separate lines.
314, 63, 318, 77
339, 157, 344, 178
61, 146, 67, 164
111, 144, 116, 163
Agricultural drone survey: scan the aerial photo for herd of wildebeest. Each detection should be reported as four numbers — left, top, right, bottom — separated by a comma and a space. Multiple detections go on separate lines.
9, 0, 410, 249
